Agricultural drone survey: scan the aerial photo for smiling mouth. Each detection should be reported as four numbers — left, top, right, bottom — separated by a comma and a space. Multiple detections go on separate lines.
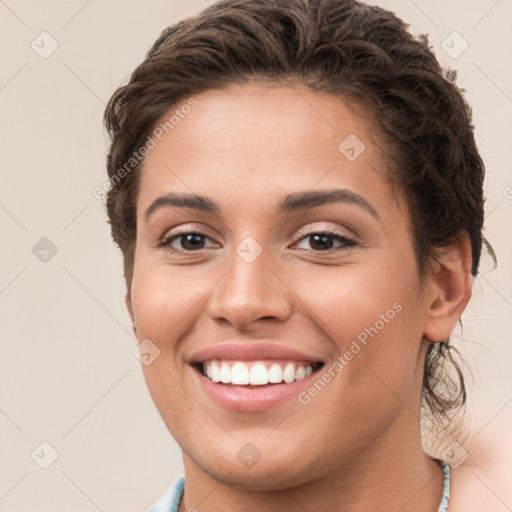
193, 359, 325, 387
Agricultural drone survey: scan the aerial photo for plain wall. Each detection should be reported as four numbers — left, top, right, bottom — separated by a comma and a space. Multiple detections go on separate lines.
1, 0, 511, 510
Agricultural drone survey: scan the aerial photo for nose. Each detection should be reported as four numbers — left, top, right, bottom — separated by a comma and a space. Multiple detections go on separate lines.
206, 244, 293, 330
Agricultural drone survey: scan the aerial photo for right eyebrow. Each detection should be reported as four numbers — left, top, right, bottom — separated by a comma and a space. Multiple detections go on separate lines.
144, 192, 221, 221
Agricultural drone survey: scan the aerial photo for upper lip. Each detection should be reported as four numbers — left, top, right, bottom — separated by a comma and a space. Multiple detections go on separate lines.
187, 343, 325, 364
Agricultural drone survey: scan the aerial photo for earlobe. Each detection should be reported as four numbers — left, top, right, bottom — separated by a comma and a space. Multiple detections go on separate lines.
423, 233, 473, 342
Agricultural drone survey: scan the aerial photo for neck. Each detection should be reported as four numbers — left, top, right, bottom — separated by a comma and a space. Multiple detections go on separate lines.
178, 418, 445, 512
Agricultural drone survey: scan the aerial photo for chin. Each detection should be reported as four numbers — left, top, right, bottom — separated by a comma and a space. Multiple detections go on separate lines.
184, 437, 326, 491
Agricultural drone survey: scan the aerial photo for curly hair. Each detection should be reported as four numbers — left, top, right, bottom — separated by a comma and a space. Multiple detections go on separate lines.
103, 0, 493, 445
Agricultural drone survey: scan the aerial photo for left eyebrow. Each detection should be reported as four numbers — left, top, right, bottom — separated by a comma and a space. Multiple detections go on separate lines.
278, 189, 379, 219
144, 188, 379, 221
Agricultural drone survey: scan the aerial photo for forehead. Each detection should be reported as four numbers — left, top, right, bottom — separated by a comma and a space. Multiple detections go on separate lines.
137, 82, 398, 218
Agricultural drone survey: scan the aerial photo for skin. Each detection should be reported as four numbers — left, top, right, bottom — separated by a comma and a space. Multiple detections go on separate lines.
449, 430, 512, 511
127, 82, 475, 511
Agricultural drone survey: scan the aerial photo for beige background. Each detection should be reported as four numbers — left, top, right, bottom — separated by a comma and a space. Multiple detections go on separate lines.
1, 0, 511, 511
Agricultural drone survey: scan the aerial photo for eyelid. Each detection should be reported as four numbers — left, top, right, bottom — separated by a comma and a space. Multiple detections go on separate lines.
293, 223, 356, 242
160, 223, 217, 241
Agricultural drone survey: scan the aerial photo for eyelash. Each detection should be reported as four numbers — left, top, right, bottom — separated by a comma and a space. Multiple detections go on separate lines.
158, 229, 357, 254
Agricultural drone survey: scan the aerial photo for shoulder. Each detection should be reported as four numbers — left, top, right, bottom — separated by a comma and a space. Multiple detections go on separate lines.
448, 427, 512, 511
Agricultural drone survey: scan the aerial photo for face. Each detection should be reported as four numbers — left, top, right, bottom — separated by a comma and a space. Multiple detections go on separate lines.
129, 82, 435, 489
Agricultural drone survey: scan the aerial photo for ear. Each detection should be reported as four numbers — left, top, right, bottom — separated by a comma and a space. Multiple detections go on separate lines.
125, 292, 137, 335
423, 233, 473, 342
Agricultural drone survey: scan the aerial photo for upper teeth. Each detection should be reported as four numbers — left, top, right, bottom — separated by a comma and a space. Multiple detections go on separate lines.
203, 360, 314, 385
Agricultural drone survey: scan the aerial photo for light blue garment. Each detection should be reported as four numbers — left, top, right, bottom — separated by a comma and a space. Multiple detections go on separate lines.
147, 461, 450, 512
438, 461, 450, 511
147, 476, 184, 512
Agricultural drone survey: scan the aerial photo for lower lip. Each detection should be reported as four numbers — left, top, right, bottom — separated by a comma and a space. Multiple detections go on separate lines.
192, 366, 320, 412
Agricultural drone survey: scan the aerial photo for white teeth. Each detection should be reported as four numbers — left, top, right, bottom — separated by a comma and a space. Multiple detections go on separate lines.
268, 363, 282, 383
211, 362, 221, 382
220, 362, 231, 384
250, 363, 268, 385
231, 362, 250, 385
295, 366, 306, 380
202, 360, 316, 386
283, 362, 295, 383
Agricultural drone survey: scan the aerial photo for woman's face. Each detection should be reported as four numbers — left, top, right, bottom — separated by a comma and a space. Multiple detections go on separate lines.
130, 82, 437, 488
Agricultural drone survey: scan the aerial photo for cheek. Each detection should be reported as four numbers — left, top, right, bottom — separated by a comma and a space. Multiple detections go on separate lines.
297, 254, 425, 403
130, 263, 211, 438
296, 253, 419, 342
130, 264, 202, 402
130, 264, 205, 342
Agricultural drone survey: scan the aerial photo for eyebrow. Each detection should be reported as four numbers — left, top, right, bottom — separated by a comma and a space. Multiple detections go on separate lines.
144, 188, 379, 221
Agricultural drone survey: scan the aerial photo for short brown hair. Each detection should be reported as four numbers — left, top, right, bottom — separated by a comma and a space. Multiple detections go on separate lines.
104, 0, 493, 443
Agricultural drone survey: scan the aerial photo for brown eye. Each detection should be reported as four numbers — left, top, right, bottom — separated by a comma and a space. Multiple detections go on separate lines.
294, 230, 357, 252
160, 231, 216, 252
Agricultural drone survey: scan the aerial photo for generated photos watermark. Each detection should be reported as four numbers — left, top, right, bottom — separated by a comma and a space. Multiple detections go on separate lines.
298, 301, 403, 404
93, 97, 198, 200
